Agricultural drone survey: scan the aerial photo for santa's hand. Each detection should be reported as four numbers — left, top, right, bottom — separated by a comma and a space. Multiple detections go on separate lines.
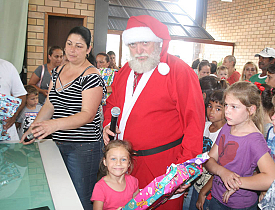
103, 125, 121, 145
174, 183, 191, 194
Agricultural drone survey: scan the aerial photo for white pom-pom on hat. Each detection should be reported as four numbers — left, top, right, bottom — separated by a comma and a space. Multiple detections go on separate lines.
158, 62, 170, 75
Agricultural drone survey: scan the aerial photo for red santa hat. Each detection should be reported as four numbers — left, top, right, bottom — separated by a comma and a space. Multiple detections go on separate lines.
122, 15, 171, 75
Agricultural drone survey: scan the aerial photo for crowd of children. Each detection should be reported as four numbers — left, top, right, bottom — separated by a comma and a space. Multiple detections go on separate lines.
206, 82, 275, 209
182, 54, 275, 210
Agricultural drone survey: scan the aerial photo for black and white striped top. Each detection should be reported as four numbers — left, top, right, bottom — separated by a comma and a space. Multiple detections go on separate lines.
49, 66, 106, 141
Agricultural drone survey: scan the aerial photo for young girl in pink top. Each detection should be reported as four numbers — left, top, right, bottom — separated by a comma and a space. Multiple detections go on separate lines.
91, 140, 139, 210
205, 81, 275, 209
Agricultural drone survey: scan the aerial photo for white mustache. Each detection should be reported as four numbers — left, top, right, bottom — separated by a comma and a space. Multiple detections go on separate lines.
134, 53, 149, 58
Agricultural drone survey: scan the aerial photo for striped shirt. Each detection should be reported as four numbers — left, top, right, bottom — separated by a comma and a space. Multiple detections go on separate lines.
49, 66, 106, 141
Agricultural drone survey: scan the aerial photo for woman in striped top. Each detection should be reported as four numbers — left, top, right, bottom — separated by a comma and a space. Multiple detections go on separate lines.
21, 26, 106, 210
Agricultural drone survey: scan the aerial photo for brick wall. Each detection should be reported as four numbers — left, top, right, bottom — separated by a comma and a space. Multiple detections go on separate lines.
27, 0, 95, 79
205, 0, 275, 73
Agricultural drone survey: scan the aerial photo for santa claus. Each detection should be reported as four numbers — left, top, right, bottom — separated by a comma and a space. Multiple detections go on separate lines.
103, 15, 205, 209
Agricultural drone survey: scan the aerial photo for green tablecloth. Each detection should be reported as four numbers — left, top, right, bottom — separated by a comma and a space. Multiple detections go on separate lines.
0, 142, 55, 210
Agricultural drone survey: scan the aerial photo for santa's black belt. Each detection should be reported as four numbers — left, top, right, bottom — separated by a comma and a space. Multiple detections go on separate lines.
132, 136, 183, 156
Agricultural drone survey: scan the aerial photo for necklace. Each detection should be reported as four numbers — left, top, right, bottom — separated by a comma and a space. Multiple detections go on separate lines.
56, 71, 74, 92
56, 60, 87, 92
56, 79, 73, 92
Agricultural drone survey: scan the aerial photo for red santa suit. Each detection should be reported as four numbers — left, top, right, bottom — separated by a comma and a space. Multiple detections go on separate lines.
103, 15, 205, 209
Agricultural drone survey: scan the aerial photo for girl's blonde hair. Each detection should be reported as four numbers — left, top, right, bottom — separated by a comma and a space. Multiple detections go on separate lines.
241, 62, 258, 81
99, 140, 134, 176
224, 81, 264, 133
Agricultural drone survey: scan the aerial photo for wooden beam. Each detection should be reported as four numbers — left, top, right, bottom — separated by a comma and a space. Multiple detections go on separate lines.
171, 36, 235, 47
108, 30, 122, 35
107, 30, 234, 47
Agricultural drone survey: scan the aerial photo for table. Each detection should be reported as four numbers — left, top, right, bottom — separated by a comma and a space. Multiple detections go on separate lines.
0, 140, 83, 210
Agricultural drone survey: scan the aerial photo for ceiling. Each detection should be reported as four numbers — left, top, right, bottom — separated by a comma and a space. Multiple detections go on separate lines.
108, 0, 214, 40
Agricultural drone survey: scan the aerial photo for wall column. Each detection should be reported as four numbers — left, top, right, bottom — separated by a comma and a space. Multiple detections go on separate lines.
93, 0, 109, 56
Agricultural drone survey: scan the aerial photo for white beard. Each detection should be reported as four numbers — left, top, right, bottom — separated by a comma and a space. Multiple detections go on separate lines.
128, 44, 161, 74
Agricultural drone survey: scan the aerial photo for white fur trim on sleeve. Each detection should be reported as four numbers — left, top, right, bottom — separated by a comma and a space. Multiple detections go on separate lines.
122, 27, 162, 45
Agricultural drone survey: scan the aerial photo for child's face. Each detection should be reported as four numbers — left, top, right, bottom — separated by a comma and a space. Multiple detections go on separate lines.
265, 72, 275, 88
218, 70, 228, 80
104, 146, 130, 178
224, 93, 251, 127
207, 101, 225, 123
198, 65, 210, 79
27, 93, 38, 108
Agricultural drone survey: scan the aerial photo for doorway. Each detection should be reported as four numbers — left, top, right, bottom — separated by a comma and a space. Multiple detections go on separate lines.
44, 13, 87, 62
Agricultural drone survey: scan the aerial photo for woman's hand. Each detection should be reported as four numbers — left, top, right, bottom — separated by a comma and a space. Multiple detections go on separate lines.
30, 120, 57, 140
218, 167, 241, 191
103, 125, 121, 145
222, 188, 236, 203
20, 126, 36, 145
20, 120, 57, 145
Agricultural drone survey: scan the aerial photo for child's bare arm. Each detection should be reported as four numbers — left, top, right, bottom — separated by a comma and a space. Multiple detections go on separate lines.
93, 200, 104, 210
200, 176, 213, 196
239, 152, 275, 191
205, 144, 222, 174
205, 144, 241, 191
196, 176, 213, 210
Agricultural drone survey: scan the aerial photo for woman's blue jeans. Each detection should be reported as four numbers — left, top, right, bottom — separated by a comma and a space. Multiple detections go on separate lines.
209, 197, 258, 210
55, 140, 103, 210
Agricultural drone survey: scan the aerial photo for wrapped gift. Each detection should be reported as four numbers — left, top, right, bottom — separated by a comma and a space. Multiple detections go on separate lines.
0, 93, 22, 140
122, 153, 209, 210
0, 94, 22, 118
